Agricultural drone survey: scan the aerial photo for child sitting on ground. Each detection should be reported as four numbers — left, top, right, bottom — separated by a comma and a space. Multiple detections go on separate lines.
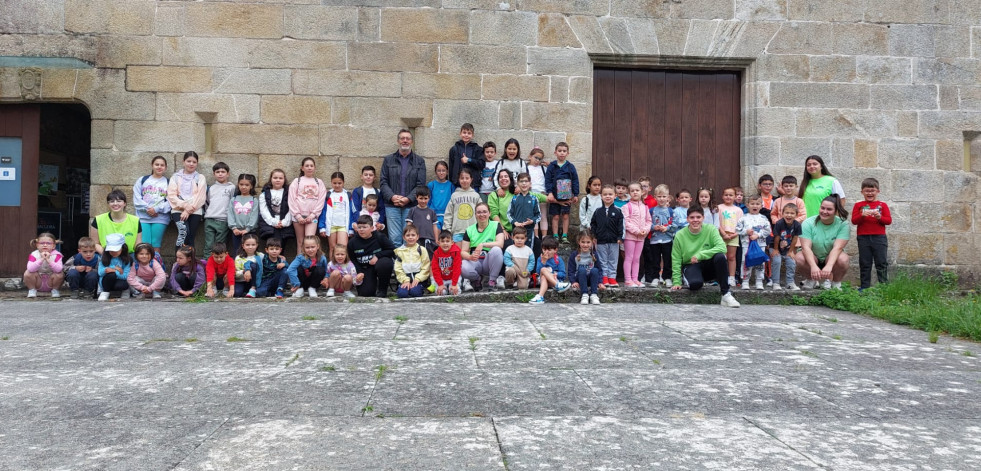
503, 227, 535, 289
170, 245, 205, 297
394, 223, 431, 298
325, 243, 358, 298
127, 242, 167, 299
66, 237, 99, 298
431, 230, 462, 296
528, 236, 571, 304
568, 230, 602, 305
24, 232, 64, 298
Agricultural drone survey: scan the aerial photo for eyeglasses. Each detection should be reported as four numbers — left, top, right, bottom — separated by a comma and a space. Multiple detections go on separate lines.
36, 241, 54, 246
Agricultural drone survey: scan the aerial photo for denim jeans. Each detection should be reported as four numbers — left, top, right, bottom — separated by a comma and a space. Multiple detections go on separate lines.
385, 206, 411, 246
771, 252, 797, 288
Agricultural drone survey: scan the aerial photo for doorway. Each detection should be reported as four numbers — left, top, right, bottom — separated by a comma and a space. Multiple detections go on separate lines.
591, 68, 741, 197
0, 103, 91, 276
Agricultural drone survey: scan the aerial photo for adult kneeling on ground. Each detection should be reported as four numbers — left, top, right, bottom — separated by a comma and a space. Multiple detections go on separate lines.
350, 215, 396, 298
460, 202, 505, 291
670, 206, 740, 308
794, 194, 850, 290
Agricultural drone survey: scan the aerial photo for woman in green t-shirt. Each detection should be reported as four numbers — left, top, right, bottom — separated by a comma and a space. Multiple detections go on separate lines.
793, 195, 850, 290
798, 155, 846, 218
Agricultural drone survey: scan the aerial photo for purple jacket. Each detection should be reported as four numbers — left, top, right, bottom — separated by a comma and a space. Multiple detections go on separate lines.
169, 260, 205, 293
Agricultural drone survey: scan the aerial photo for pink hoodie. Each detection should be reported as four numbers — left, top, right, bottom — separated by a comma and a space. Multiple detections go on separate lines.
26, 250, 64, 274
127, 260, 167, 291
288, 176, 327, 220
622, 200, 652, 242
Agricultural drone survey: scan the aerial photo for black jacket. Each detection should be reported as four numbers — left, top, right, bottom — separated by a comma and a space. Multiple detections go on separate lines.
380, 150, 428, 207
590, 204, 624, 244
349, 233, 396, 270
448, 140, 485, 187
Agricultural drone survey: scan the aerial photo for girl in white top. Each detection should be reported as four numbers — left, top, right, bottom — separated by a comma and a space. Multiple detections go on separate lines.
527, 147, 548, 239
318, 171, 352, 258
132, 155, 171, 258
258, 168, 294, 246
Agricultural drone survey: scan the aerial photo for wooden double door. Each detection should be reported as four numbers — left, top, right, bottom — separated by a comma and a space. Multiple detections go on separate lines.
592, 69, 741, 200
0, 105, 40, 276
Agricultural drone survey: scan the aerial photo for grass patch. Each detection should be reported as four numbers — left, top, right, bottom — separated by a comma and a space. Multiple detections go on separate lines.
928, 332, 940, 344
831, 334, 842, 341
226, 336, 248, 342
468, 336, 479, 351
1, 336, 9, 340
799, 349, 817, 358
285, 353, 300, 368
301, 315, 318, 321
963, 350, 975, 357
515, 292, 535, 303
320, 365, 336, 372
184, 338, 198, 343
394, 315, 408, 324
375, 364, 389, 380
802, 272, 981, 342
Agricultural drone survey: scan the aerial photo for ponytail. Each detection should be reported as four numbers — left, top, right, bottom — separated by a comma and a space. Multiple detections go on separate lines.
823, 194, 848, 220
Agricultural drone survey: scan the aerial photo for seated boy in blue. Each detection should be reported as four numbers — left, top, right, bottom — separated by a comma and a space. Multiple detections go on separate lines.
528, 236, 570, 304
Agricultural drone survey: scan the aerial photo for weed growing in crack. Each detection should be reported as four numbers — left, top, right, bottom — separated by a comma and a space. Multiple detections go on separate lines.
832, 334, 842, 340
515, 292, 535, 303
799, 349, 817, 358
1, 336, 9, 340
362, 405, 374, 413
928, 332, 940, 344
375, 364, 389, 380
184, 338, 198, 342
468, 336, 479, 351
302, 315, 319, 321
963, 350, 975, 357
285, 353, 300, 367
395, 315, 408, 324
320, 365, 336, 372
539, 332, 547, 340
226, 337, 247, 342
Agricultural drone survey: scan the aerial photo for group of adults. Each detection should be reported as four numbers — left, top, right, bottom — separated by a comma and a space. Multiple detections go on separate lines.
676, 154, 851, 306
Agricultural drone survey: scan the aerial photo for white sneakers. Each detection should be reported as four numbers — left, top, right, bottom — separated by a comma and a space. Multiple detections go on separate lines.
580, 294, 589, 305
721, 292, 741, 308
325, 288, 336, 297
663, 279, 673, 288
292, 288, 304, 298
772, 284, 783, 291
461, 279, 474, 292
802, 279, 817, 290
556, 281, 571, 293
98, 291, 110, 301
822, 279, 832, 290
589, 294, 601, 305
343, 291, 356, 299
27, 289, 38, 298
307, 287, 318, 298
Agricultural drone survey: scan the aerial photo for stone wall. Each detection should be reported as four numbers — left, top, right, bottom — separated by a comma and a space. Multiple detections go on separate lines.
1, 0, 979, 282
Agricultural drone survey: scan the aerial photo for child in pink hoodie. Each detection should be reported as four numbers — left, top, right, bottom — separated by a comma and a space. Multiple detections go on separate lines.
24, 232, 65, 298
288, 156, 328, 255
127, 243, 167, 299
622, 182, 652, 287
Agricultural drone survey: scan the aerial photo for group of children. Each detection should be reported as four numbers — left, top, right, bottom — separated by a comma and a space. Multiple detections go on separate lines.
23, 122, 892, 303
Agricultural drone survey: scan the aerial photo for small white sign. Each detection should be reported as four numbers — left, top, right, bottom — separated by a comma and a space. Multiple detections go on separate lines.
0, 167, 15, 180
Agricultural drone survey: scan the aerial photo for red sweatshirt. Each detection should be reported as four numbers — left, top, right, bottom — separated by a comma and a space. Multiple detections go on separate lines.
431, 244, 462, 286
851, 200, 892, 236
206, 255, 236, 287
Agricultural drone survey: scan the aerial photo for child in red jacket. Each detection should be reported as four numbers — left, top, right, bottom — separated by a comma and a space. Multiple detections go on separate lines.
851, 177, 891, 290
205, 242, 235, 297
431, 230, 462, 295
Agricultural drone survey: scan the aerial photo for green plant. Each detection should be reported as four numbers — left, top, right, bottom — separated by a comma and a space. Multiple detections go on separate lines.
831, 334, 842, 340
963, 350, 975, 357
515, 292, 535, 303
652, 359, 662, 365
928, 332, 940, 344
375, 364, 389, 380
799, 349, 816, 358
320, 365, 336, 372
362, 405, 374, 413
539, 332, 547, 340
468, 336, 479, 351
226, 337, 247, 342
302, 315, 318, 321
619, 336, 628, 342
285, 353, 300, 367
1, 336, 9, 340
395, 315, 408, 324
184, 338, 198, 343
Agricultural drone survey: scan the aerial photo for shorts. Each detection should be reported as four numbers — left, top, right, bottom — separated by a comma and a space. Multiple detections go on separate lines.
330, 226, 346, 234
453, 233, 464, 243
549, 202, 571, 215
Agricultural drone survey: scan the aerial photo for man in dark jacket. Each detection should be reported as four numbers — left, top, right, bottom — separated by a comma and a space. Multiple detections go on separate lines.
448, 123, 484, 187
381, 129, 427, 246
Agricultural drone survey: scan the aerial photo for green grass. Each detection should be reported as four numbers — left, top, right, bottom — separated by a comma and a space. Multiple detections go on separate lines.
515, 292, 535, 303
184, 338, 198, 343
301, 315, 318, 321
226, 336, 248, 342
285, 353, 300, 367
468, 336, 480, 351
1, 336, 9, 340
928, 332, 940, 344
802, 272, 981, 342
394, 315, 408, 324
375, 364, 389, 380
320, 365, 336, 372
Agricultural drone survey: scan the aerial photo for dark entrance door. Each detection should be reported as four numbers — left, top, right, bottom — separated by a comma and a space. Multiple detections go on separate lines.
0, 104, 40, 276
592, 69, 741, 199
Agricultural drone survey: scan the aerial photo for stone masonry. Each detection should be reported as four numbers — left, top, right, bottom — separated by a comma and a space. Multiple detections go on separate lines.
0, 1, 979, 282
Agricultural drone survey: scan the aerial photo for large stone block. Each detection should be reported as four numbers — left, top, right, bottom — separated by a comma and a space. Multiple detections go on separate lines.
156, 93, 261, 124
939, 86, 959, 110
897, 112, 918, 137
441, 45, 527, 75
567, 15, 612, 53
482, 75, 549, 102
90, 150, 166, 186
830, 138, 855, 168
797, 109, 896, 139
755, 54, 809, 82
778, 138, 831, 165
809, 56, 855, 83
91, 120, 114, 150
212, 68, 291, 95
767, 21, 832, 55
0, 33, 97, 64
744, 136, 781, 165
854, 140, 878, 168
918, 111, 981, 139
521, 102, 591, 133
538, 13, 581, 48
283, 5, 358, 41
549, 76, 570, 103
336, 156, 384, 187
39, 69, 77, 100
411, 126, 462, 160
154, 1, 183, 37
940, 203, 974, 232
788, 0, 864, 21
519, 0, 609, 15
569, 76, 592, 104
113, 121, 205, 153
609, 0, 733, 19
293, 70, 401, 97
870, 85, 938, 111
320, 126, 405, 157
944, 171, 979, 203
855, 57, 911, 85
95, 36, 161, 69
250, 40, 347, 70
944, 233, 978, 266
65, 0, 154, 35
890, 170, 944, 202
770, 83, 869, 109
499, 102, 520, 129
727, 21, 782, 58
127, 66, 212, 93
349, 43, 438, 73
260, 96, 331, 125
162, 37, 250, 67
565, 132, 592, 160
886, 201, 910, 233
0, 0, 63, 34
913, 58, 981, 86
380, 8, 468, 43
185, 3, 283, 39
934, 26, 970, 58
75, 69, 156, 121
895, 234, 943, 264
403, 73, 481, 100
202, 154, 260, 182
597, 17, 635, 54
865, 0, 949, 24
734, 0, 787, 21
258, 155, 337, 186
878, 138, 936, 170
214, 124, 320, 155
652, 19, 691, 56
935, 139, 964, 171
832, 23, 888, 56
527, 48, 591, 76
888, 25, 936, 58
332, 97, 433, 127
910, 203, 947, 234
754, 107, 795, 137
358, 7, 380, 42
432, 100, 500, 130
470, 10, 538, 46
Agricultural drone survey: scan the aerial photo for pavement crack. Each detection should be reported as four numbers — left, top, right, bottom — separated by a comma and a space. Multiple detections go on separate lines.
742, 416, 828, 469
572, 369, 600, 400
490, 417, 511, 471
168, 416, 230, 470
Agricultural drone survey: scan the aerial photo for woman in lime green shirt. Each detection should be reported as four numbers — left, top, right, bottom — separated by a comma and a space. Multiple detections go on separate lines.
799, 155, 846, 218
488, 169, 515, 236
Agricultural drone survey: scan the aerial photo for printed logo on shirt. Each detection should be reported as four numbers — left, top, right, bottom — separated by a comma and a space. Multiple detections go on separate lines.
437, 255, 454, 276
233, 200, 254, 214
457, 203, 474, 221
300, 184, 319, 200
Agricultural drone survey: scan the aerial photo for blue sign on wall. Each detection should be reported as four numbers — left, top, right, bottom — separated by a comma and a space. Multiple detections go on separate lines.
0, 137, 23, 207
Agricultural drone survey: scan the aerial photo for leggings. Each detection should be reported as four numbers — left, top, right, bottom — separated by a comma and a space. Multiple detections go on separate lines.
623, 239, 644, 283
172, 213, 202, 252
296, 265, 326, 290
649, 242, 673, 282
461, 247, 504, 282
233, 264, 259, 297
174, 271, 198, 292
141, 222, 168, 248
100, 272, 130, 292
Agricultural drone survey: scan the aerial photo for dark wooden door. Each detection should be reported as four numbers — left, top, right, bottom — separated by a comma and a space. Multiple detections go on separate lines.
592, 69, 740, 199
0, 105, 40, 276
